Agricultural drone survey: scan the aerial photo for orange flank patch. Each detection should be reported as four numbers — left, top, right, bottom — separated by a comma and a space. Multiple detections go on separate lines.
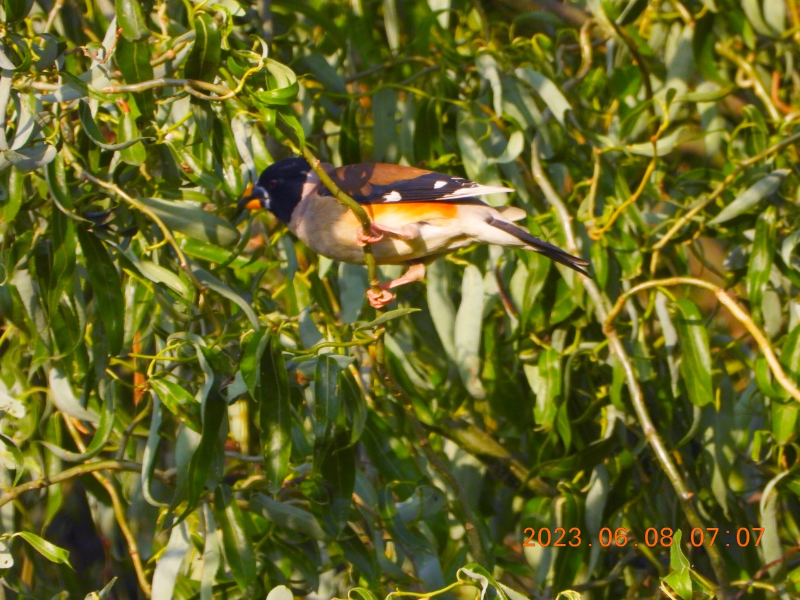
364, 202, 457, 224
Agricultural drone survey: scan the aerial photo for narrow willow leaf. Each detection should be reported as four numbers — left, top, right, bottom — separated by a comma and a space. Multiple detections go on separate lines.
476, 53, 503, 117
48, 366, 100, 423
709, 169, 789, 225
194, 268, 258, 329
78, 100, 147, 151
250, 494, 328, 540
13, 532, 71, 566
314, 354, 343, 446
149, 378, 201, 432
151, 521, 190, 600
747, 206, 776, 317
118, 111, 147, 165
320, 432, 356, 528
663, 530, 691, 600
426, 260, 457, 361
4, 144, 57, 172
674, 299, 713, 407
454, 265, 486, 399
42, 383, 115, 461
200, 506, 221, 600
339, 100, 361, 165
115, 0, 149, 40
185, 13, 222, 83
626, 126, 687, 156
532, 348, 561, 427
515, 68, 572, 127
759, 472, 788, 575
183, 384, 226, 519
487, 130, 524, 164
138, 197, 239, 247
77, 228, 124, 355
337, 526, 379, 583
115, 38, 155, 117
0, 432, 25, 486
214, 485, 256, 594
3, 0, 33, 22
257, 332, 292, 493
86, 578, 118, 600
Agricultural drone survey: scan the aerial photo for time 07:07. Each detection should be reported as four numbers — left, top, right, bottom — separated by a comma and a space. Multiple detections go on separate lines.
522, 527, 765, 548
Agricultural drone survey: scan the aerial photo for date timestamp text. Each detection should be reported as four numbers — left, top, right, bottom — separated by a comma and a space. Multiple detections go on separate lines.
522, 527, 765, 548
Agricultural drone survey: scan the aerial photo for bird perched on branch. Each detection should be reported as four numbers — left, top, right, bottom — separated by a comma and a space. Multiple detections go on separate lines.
239, 157, 589, 309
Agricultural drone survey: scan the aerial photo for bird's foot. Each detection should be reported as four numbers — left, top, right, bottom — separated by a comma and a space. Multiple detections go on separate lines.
366, 287, 395, 309
356, 226, 384, 246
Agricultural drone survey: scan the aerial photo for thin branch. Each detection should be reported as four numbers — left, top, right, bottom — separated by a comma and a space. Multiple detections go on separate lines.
0, 460, 170, 509
605, 277, 800, 403
531, 136, 733, 600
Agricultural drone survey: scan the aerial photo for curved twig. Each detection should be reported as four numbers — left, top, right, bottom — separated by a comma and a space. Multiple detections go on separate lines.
605, 277, 800, 403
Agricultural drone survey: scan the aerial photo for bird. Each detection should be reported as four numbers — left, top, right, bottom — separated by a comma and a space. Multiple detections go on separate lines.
238, 157, 590, 309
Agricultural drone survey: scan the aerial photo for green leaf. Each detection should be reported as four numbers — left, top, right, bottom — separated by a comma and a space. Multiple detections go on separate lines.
256, 332, 292, 493
115, 38, 155, 117
151, 521, 190, 600
3, 0, 32, 22
314, 354, 343, 446
250, 494, 329, 540
185, 13, 222, 83
13, 532, 71, 567
663, 530, 692, 600
77, 228, 125, 355
515, 68, 572, 127
339, 100, 361, 165
115, 0, 150, 40
85, 577, 118, 600
193, 268, 258, 329
138, 197, 240, 247
214, 484, 256, 595
454, 265, 485, 399
118, 111, 147, 165
78, 100, 147, 151
747, 206, 776, 318
709, 169, 789, 225
150, 378, 202, 432
319, 431, 356, 528
674, 299, 713, 407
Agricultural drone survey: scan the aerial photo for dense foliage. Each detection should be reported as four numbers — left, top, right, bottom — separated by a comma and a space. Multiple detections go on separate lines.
1, 0, 800, 598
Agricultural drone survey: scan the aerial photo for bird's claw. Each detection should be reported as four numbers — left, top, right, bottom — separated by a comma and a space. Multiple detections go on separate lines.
366, 288, 394, 309
356, 226, 384, 246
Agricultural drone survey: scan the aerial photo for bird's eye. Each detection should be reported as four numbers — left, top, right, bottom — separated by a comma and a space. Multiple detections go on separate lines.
269, 179, 279, 189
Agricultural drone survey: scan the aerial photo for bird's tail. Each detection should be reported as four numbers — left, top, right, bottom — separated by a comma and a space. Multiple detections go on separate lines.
489, 217, 591, 276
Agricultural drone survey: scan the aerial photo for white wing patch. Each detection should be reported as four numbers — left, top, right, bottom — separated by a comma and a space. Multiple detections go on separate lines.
383, 190, 402, 202
433, 180, 448, 189
440, 184, 514, 199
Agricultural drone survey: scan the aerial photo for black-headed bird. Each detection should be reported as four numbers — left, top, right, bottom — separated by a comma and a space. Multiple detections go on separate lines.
239, 157, 589, 308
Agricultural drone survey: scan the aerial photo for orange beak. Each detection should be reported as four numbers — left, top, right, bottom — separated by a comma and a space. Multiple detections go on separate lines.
237, 183, 265, 212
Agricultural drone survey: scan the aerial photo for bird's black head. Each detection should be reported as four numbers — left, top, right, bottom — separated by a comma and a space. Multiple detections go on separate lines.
238, 157, 312, 224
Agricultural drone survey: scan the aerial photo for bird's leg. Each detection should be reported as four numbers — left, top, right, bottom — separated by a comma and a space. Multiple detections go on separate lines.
366, 263, 426, 309
356, 223, 421, 246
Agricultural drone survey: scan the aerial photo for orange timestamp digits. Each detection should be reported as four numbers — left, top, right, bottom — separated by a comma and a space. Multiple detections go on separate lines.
522, 527, 766, 548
